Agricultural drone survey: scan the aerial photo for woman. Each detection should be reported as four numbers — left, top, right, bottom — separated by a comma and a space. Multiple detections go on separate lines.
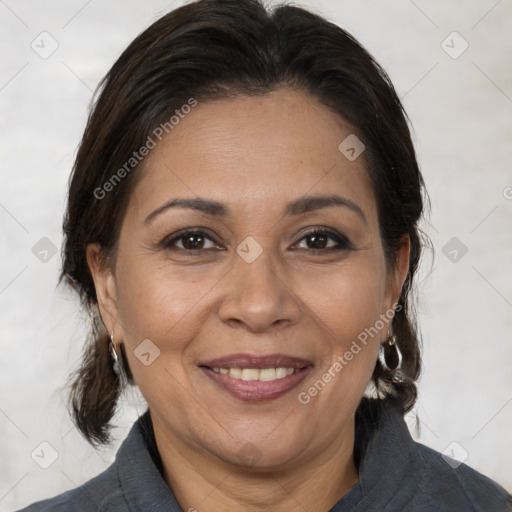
17, 0, 511, 510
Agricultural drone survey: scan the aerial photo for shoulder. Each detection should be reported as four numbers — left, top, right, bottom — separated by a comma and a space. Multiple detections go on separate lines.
13, 417, 148, 512
358, 397, 512, 511
14, 410, 168, 512
13, 465, 127, 512
409, 440, 512, 510
15, 409, 180, 512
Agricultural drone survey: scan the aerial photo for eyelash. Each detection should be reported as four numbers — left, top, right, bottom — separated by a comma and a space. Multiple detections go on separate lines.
161, 227, 354, 254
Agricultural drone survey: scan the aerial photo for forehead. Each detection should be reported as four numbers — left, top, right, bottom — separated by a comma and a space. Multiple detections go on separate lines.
127, 88, 376, 222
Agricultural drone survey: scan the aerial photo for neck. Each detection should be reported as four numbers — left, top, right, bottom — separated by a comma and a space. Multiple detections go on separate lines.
152, 415, 359, 512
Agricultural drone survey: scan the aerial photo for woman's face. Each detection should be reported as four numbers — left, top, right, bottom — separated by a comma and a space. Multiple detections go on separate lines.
89, 88, 408, 470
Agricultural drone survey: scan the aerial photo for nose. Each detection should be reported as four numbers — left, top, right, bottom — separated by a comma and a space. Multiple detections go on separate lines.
217, 248, 302, 333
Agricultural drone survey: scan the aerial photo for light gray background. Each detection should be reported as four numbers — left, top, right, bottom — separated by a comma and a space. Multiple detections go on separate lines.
1, 0, 511, 509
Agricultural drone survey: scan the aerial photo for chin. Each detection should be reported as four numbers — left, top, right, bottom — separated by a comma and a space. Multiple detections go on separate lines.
211, 432, 310, 471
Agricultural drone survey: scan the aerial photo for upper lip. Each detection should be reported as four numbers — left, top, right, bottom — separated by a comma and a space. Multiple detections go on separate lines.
199, 353, 313, 369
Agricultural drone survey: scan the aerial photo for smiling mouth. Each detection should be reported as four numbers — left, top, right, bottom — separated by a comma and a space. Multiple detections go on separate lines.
198, 353, 313, 401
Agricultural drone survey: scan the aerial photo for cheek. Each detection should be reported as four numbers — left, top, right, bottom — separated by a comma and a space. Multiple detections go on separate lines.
305, 257, 387, 345
115, 241, 221, 333
295, 260, 386, 400
113, 257, 213, 386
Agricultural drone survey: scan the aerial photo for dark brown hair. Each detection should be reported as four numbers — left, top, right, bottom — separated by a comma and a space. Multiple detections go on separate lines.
60, 0, 428, 446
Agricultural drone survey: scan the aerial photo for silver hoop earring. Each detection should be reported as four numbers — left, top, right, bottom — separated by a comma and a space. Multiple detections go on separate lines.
378, 334, 405, 383
109, 333, 127, 387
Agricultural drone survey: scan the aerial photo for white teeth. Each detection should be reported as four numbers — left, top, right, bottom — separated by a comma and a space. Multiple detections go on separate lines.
211, 367, 297, 381
259, 368, 276, 381
230, 368, 242, 379
276, 367, 287, 379
241, 369, 259, 381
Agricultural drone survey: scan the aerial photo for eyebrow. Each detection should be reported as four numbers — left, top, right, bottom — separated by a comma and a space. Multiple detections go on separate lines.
144, 194, 367, 225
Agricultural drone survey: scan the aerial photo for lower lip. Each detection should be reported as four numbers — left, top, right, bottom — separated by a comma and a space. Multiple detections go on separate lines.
200, 367, 312, 402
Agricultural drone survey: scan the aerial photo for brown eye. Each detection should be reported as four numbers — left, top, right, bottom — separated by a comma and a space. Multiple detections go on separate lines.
162, 229, 218, 251
305, 232, 330, 249
294, 229, 353, 252
181, 233, 206, 250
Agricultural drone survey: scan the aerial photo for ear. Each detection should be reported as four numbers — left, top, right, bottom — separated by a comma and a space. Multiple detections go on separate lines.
86, 243, 119, 335
385, 235, 411, 311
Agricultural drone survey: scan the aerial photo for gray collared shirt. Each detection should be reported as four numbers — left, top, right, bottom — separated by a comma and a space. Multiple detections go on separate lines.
16, 397, 512, 511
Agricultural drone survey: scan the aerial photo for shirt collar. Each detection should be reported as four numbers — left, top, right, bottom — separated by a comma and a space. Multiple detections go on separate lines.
117, 409, 182, 511
331, 396, 416, 510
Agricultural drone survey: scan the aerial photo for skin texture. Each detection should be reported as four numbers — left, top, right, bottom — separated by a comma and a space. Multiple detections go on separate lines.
87, 88, 410, 512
